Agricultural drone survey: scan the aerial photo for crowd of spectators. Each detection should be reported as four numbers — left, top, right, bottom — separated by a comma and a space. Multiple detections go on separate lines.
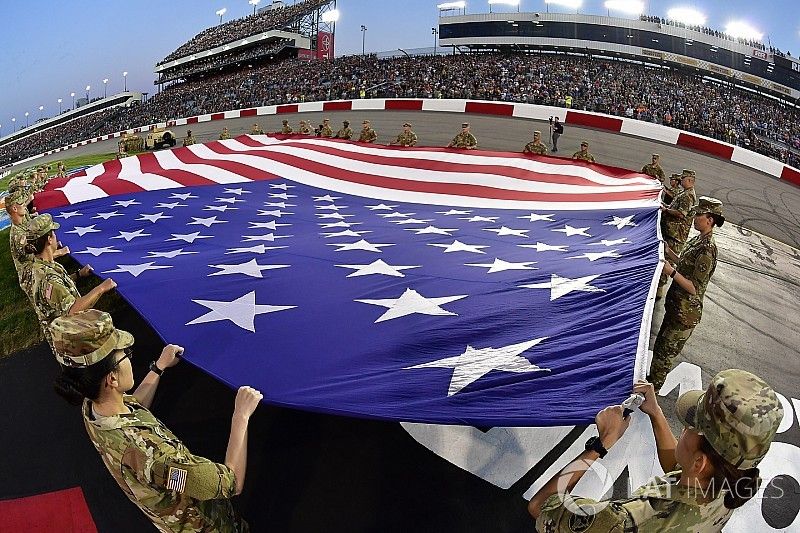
639, 15, 766, 50
158, 40, 292, 84
158, 0, 329, 64
3, 53, 799, 168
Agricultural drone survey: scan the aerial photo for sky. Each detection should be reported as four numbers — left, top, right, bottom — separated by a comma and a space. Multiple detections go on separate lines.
0, 0, 798, 135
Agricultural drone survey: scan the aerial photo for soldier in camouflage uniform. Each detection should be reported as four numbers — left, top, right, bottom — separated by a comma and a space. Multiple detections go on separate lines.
280, 119, 293, 134
523, 130, 548, 155
182, 130, 196, 147
335, 120, 353, 140
663, 173, 682, 205
530, 367, 781, 532
298, 120, 312, 135
657, 169, 698, 299
641, 153, 665, 183
219, 127, 231, 140
448, 122, 478, 150
250, 123, 264, 135
649, 197, 724, 389
320, 118, 334, 138
55, 161, 67, 178
50, 309, 264, 533
390, 122, 418, 147
572, 141, 596, 162
24, 214, 115, 350
359, 120, 378, 143
6, 188, 34, 281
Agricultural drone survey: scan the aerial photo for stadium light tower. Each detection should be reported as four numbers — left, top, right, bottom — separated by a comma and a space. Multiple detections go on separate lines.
666, 6, 707, 26
725, 20, 763, 41
321, 9, 340, 23
58, 98, 63, 114
25, 112, 29, 128
361, 25, 367, 56
123, 71, 128, 91
11, 118, 15, 131
604, 0, 643, 16
216, 8, 227, 24
38, 105, 44, 120
488, 0, 519, 13
544, 0, 582, 13
103, 78, 109, 98
249, 0, 260, 15
70, 92, 75, 109
86, 85, 91, 101
432, 27, 439, 54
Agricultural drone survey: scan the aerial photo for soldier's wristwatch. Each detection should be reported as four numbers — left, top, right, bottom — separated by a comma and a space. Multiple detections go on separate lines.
585, 436, 608, 458
149, 361, 165, 376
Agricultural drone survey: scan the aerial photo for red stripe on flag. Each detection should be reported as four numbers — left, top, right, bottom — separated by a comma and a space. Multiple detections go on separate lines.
323, 101, 353, 111
465, 102, 514, 116
565, 111, 623, 132
385, 100, 423, 111
240, 108, 258, 117
677, 133, 734, 159
34, 189, 70, 211
277, 105, 299, 114
136, 152, 219, 187
174, 142, 283, 182
781, 165, 800, 187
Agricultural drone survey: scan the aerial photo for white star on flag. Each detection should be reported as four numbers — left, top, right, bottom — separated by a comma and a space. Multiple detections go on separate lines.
568, 250, 621, 262
66, 225, 101, 237
167, 232, 212, 243
336, 259, 421, 278
55, 211, 82, 219
208, 259, 290, 278
248, 221, 291, 230
604, 215, 636, 230
271, 183, 295, 190
186, 290, 295, 332
378, 212, 414, 218
406, 226, 458, 236
225, 244, 288, 255
518, 242, 569, 252
188, 216, 228, 228
327, 240, 395, 252
315, 204, 348, 211
111, 229, 151, 242
465, 258, 538, 273
93, 211, 123, 220
137, 213, 172, 223
317, 213, 354, 220
460, 215, 499, 223
215, 197, 244, 204
484, 226, 530, 238
314, 195, 342, 202
519, 274, 604, 301
102, 262, 173, 277
75, 246, 121, 257
321, 229, 372, 238
517, 213, 555, 222
428, 240, 489, 254
393, 218, 434, 225
263, 202, 295, 208
436, 209, 472, 216
155, 202, 188, 210
241, 233, 293, 242
355, 288, 467, 323
552, 225, 592, 237
589, 238, 631, 247
406, 338, 550, 396
204, 205, 238, 212
224, 188, 252, 195
145, 248, 198, 259
319, 221, 361, 228
113, 200, 141, 208
364, 203, 396, 210
258, 209, 294, 217
269, 193, 296, 200
169, 193, 198, 201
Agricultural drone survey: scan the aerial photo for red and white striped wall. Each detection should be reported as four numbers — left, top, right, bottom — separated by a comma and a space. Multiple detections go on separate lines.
13, 99, 800, 188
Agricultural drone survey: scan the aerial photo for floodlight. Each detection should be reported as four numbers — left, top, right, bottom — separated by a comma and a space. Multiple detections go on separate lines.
725, 20, 762, 40
437, 1, 466, 9
248, 0, 260, 5
666, 6, 706, 26
86, 85, 91, 91
216, 8, 227, 16
39, 105, 44, 111
488, 0, 519, 6
604, 0, 643, 15
544, 0, 583, 9
321, 9, 340, 22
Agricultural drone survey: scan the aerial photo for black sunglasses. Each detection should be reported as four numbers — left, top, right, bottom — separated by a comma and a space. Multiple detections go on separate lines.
114, 348, 133, 367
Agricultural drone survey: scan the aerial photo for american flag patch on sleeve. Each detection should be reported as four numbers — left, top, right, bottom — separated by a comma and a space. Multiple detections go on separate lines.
166, 466, 188, 493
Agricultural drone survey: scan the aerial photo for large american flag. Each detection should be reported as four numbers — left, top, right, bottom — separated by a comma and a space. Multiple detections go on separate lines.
42, 135, 662, 426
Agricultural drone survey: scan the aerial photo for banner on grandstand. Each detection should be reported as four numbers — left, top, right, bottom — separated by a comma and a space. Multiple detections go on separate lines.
317, 31, 334, 60
41, 136, 662, 427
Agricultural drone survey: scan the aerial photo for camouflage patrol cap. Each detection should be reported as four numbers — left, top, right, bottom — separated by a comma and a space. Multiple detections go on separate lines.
580, 140, 589, 147
669, 173, 681, 182
681, 169, 697, 178
461, 122, 470, 128
50, 309, 134, 368
403, 122, 411, 127
344, 120, 350, 125
25, 213, 60, 241
533, 130, 541, 136
5, 188, 30, 207
691, 196, 725, 225
652, 153, 660, 158
676, 369, 783, 469
282, 119, 289, 124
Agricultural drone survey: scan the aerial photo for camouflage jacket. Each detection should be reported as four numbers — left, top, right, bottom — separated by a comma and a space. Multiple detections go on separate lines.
663, 188, 698, 245
523, 141, 548, 155
359, 128, 378, 143
182, 136, 195, 147
219, 132, 231, 140
665, 232, 717, 327
320, 125, 334, 138
281, 125, 293, 134
450, 132, 477, 149
641, 163, 666, 183
299, 125, 312, 135
9, 218, 33, 278
537, 470, 731, 532
572, 150, 596, 162
335, 127, 353, 140
393, 131, 417, 146
83, 396, 247, 533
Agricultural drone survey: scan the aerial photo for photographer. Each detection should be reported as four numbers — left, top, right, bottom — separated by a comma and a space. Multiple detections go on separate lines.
550, 117, 564, 152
